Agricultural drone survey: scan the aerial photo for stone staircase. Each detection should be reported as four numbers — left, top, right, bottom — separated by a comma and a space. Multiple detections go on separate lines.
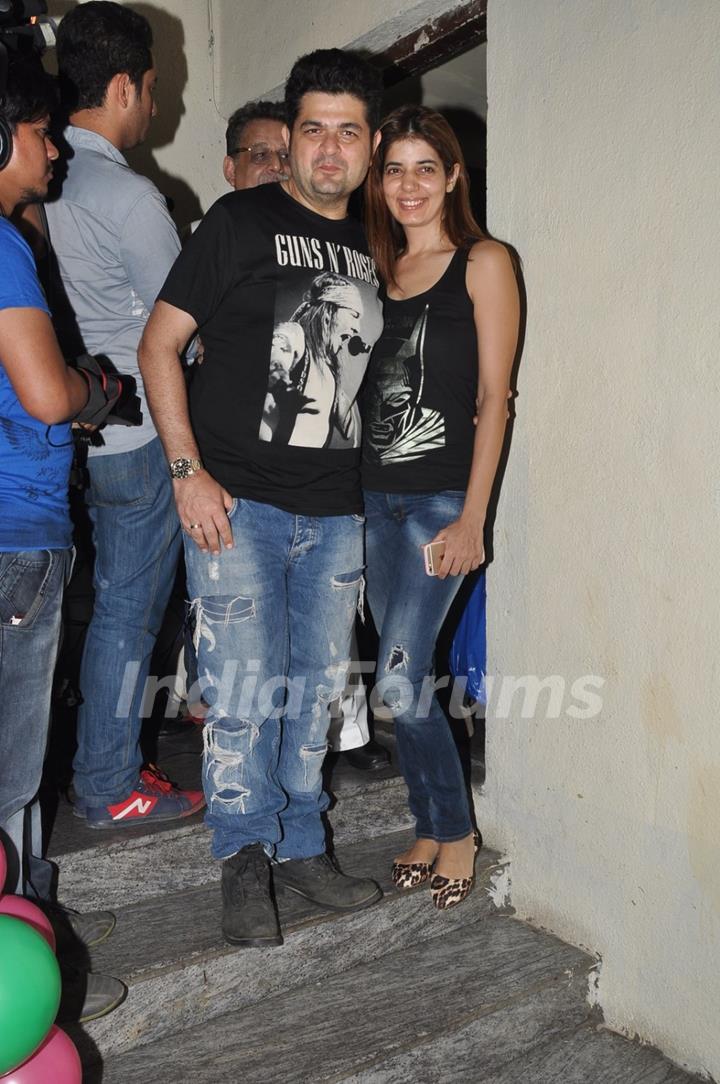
48, 727, 700, 1083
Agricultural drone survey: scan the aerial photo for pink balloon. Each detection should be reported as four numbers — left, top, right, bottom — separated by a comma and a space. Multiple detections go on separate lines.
0, 840, 5, 896
0, 896, 55, 953
0, 1027, 81, 1084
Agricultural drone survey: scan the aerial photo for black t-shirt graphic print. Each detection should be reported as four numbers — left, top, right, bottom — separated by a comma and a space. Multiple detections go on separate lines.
262, 260, 380, 451
362, 248, 478, 494
159, 184, 382, 516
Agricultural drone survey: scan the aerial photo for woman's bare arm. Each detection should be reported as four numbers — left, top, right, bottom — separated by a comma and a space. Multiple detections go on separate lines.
432, 240, 520, 578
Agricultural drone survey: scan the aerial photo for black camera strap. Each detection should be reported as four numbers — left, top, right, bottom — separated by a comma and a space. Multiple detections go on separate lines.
0, 42, 11, 172
0, 39, 7, 98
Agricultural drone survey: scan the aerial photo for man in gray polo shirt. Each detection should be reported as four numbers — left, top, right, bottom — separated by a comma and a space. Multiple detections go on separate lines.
46, 1, 203, 828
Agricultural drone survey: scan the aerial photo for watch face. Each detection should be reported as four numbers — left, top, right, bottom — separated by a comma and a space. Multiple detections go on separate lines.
170, 458, 199, 478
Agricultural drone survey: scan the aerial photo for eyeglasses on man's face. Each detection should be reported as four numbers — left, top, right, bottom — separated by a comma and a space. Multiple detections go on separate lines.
233, 144, 290, 166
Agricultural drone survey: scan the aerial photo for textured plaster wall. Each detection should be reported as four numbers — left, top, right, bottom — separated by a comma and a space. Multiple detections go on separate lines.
131, 0, 225, 224
480, 1, 720, 1076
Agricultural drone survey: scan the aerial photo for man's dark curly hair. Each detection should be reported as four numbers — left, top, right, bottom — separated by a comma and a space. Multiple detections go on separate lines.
56, 1, 153, 112
225, 100, 286, 156
1, 58, 57, 132
284, 49, 383, 133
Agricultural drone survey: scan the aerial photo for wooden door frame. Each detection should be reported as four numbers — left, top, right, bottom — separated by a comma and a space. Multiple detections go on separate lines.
374, 0, 487, 86
258, 1, 486, 104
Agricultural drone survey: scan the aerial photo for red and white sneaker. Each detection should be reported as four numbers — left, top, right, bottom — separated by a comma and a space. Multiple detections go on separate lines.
86, 765, 205, 830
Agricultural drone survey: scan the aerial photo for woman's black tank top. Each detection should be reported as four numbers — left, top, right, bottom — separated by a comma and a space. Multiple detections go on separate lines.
362, 246, 478, 493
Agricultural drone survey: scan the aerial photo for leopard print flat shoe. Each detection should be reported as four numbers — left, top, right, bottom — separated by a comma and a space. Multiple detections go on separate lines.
430, 830, 483, 910
391, 860, 434, 890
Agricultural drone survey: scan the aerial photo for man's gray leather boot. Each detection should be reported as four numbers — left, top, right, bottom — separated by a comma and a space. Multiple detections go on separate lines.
273, 852, 382, 911
221, 843, 283, 947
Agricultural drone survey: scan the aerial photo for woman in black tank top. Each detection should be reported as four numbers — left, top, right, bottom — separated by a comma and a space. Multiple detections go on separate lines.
362, 107, 519, 909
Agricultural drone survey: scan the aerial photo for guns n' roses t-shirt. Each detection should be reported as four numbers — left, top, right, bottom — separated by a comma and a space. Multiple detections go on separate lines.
158, 184, 382, 515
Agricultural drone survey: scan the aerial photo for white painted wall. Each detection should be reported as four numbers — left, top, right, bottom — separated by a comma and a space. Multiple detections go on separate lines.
481, 1, 720, 1077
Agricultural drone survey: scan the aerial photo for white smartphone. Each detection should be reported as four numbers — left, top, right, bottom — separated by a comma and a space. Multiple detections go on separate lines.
422, 540, 446, 576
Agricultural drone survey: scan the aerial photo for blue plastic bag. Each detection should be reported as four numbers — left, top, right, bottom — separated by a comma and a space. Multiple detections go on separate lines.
449, 572, 487, 705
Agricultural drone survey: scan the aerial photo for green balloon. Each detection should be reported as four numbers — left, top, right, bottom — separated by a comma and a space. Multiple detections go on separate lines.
0, 915, 61, 1075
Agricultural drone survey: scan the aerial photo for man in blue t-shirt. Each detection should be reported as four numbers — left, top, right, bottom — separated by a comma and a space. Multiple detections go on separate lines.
0, 57, 126, 1023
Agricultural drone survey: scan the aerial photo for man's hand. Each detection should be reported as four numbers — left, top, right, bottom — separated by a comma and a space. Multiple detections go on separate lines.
175, 471, 234, 555
428, 516, 485, 579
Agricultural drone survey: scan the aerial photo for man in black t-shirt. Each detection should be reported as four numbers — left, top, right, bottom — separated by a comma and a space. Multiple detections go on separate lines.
139, 50, 384, 947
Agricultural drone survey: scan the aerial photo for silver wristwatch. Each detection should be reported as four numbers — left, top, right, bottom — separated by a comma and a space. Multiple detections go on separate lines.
169, 457, 203, 479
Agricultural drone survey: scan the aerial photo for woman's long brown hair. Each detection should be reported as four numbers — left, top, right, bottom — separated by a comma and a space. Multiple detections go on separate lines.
364, 105, 486, 288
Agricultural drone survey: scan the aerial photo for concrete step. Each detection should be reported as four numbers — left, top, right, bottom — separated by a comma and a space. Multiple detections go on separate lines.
69, 828, 503, 1063
54, 774, 414, 912
91, 913, 604, 1084
46, 725, 401, 860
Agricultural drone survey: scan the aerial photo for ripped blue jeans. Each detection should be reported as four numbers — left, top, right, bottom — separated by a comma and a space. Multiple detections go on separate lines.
364, 490, 473, 843
184, 498, 364, 861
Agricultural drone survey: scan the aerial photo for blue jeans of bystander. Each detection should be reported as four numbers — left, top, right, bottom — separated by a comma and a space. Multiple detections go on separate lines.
73, 437, 181, 807
0, 548, 73, 897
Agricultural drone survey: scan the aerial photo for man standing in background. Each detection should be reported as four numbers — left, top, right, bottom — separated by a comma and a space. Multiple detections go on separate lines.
46, 1, 203, 829
223, 99, 290, 190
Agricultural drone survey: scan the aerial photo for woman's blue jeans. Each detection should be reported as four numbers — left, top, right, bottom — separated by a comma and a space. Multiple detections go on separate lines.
184, 497, 364, 861
364, 490, 473, 843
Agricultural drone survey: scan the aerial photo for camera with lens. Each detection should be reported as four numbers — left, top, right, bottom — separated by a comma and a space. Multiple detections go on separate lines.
0, 1, 55, 101
0, 2, 55, 58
